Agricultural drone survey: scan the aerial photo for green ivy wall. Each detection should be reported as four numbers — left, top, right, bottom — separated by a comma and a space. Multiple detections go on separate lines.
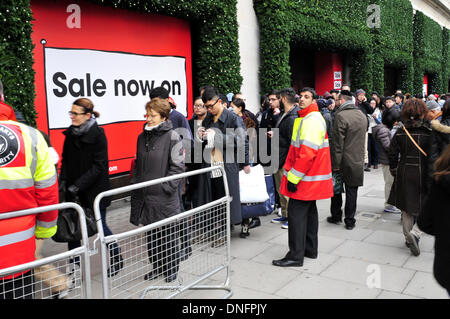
1, 1, 449, 125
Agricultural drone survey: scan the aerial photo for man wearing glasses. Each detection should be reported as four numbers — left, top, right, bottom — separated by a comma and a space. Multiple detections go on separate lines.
197, 87, 250, 245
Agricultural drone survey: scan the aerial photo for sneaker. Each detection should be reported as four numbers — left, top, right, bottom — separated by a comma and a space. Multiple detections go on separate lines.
384, 206, 401, 214
271, 216, 288, 224
281, 221, 288, 229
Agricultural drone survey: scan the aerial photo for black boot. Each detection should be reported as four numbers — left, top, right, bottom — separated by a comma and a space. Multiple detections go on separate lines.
107, 253, 124, 278
240, 224, 250, 238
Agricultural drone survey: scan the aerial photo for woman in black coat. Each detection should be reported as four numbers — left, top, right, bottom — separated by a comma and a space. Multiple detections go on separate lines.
418, 144, 450, 295
388, 98, 432, 257
60, 98, 123, 277
130, 97, 184, 283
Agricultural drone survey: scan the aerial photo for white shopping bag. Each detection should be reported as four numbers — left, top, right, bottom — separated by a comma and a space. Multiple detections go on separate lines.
239, 164, 269, 203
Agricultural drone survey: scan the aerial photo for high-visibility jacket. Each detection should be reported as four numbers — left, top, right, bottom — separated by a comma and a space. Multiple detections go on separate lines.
0, 101, 17, 121
0, 120, 58, 279
280, 103, 333, 201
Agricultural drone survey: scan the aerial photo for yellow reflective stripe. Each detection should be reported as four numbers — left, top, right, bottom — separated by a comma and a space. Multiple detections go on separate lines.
291, 117, 302, 142
36, 219, 57, 229
0, 226, 35, 247
0, 178, 34, 189
33, 129, 56, 183
287, 168, 304, 184
34, 173, 57, 189
302, 173, 332, 182
35, 225, 57, 239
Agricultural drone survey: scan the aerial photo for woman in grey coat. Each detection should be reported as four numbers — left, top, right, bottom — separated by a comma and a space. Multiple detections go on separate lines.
130, 97, 185, 283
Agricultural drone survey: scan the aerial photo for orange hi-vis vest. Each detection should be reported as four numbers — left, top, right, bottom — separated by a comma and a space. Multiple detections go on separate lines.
280, 103, 333, 201
0, 121, 58, 279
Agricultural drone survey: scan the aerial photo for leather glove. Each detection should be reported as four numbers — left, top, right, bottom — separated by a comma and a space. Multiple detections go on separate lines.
68, 184, 79, 195
287, 181, 298, 193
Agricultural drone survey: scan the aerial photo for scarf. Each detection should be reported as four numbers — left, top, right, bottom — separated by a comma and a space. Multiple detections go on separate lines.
71, 118, 96, 136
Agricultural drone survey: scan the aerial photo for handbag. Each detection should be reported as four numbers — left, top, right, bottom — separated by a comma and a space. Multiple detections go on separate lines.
403, 125, 427, 157
52, 195, 98, 243
241, 175, 276, 219
239, 164, 269, 203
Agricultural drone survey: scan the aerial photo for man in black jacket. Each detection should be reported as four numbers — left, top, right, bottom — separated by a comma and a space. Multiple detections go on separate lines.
270, 88, 299, 229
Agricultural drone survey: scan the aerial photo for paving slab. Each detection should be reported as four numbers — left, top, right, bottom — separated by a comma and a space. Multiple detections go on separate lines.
227, 258, 300, 295
402, 252, 434, 273
332, 240, 411, 267
320, 257, 415, 293
403, 271, 449, 299
275, 273, 380, 299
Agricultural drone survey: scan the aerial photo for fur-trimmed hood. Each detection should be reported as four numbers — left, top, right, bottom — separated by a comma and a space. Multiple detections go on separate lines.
431, 119, 450, 134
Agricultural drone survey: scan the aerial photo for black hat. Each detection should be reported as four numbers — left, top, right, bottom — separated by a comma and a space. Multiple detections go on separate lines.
340, 90, 352, 97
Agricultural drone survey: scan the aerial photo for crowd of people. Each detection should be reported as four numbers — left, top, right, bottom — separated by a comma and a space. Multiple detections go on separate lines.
1, 75, 450, 298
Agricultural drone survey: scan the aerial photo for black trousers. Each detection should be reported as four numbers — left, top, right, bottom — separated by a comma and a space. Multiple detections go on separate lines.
330, 184, 358, 226
0, 270, 34, 299
147, 224, 179, 277
286, 199, 318, 262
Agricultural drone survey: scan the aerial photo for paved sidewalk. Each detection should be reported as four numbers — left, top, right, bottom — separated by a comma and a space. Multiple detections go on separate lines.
41, 168, 448, 299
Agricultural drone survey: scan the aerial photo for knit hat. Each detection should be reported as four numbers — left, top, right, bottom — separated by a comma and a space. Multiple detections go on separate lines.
355, 89, 366, 96
340, 90, 353, 98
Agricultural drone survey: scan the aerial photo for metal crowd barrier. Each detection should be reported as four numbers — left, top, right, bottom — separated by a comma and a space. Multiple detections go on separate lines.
0, 203, 92, 299
93, 166, 232, 299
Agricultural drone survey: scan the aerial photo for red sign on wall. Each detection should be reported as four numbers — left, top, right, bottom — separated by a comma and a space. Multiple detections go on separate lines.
31, 0, 193, 175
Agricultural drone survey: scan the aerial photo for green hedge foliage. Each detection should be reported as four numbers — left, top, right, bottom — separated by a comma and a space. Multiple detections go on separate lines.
1, 0, 241, 125
0, 0, 36, 126
413, 11, 444, 94
254, 0, 447, 96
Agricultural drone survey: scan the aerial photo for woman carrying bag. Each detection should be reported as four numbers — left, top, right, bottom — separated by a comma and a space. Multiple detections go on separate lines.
59, 98, 123, 278
388, 98, 432, 257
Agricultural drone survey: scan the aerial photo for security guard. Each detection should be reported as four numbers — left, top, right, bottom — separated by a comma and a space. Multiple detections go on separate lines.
0, 111, 59, 299
273, 87, 333, 267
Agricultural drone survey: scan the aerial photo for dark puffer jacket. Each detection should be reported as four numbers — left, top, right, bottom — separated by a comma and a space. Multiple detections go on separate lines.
371, 124, 391, 165
130, 120, 184, 226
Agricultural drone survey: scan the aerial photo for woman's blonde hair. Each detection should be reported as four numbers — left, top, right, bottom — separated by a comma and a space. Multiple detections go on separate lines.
145, 97, 171, 119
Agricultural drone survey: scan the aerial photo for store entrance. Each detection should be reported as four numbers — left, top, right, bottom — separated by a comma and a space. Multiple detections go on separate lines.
384, 66, 399, 96
290, 47, 315, 92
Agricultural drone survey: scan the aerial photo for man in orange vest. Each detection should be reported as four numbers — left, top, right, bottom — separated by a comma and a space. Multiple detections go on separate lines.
273, 87, 333, 267
0, 106, 59, 299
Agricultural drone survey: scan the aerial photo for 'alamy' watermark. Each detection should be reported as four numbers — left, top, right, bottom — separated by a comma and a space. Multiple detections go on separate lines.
366, 264, 381, 289
66, 4, 81, 29
367, 4, 381, 29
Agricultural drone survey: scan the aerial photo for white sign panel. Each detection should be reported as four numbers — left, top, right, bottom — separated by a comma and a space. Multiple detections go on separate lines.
44, 47, 187, 129
334, 71, 342, 80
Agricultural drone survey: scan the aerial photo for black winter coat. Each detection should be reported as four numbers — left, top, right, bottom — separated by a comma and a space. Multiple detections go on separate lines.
201, 108, 249, 225
60, 121, 111, 210
388, 121, 432, 217
274, 105, 299, 169
418, 174, 450, 291
130, 121, 185, 226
